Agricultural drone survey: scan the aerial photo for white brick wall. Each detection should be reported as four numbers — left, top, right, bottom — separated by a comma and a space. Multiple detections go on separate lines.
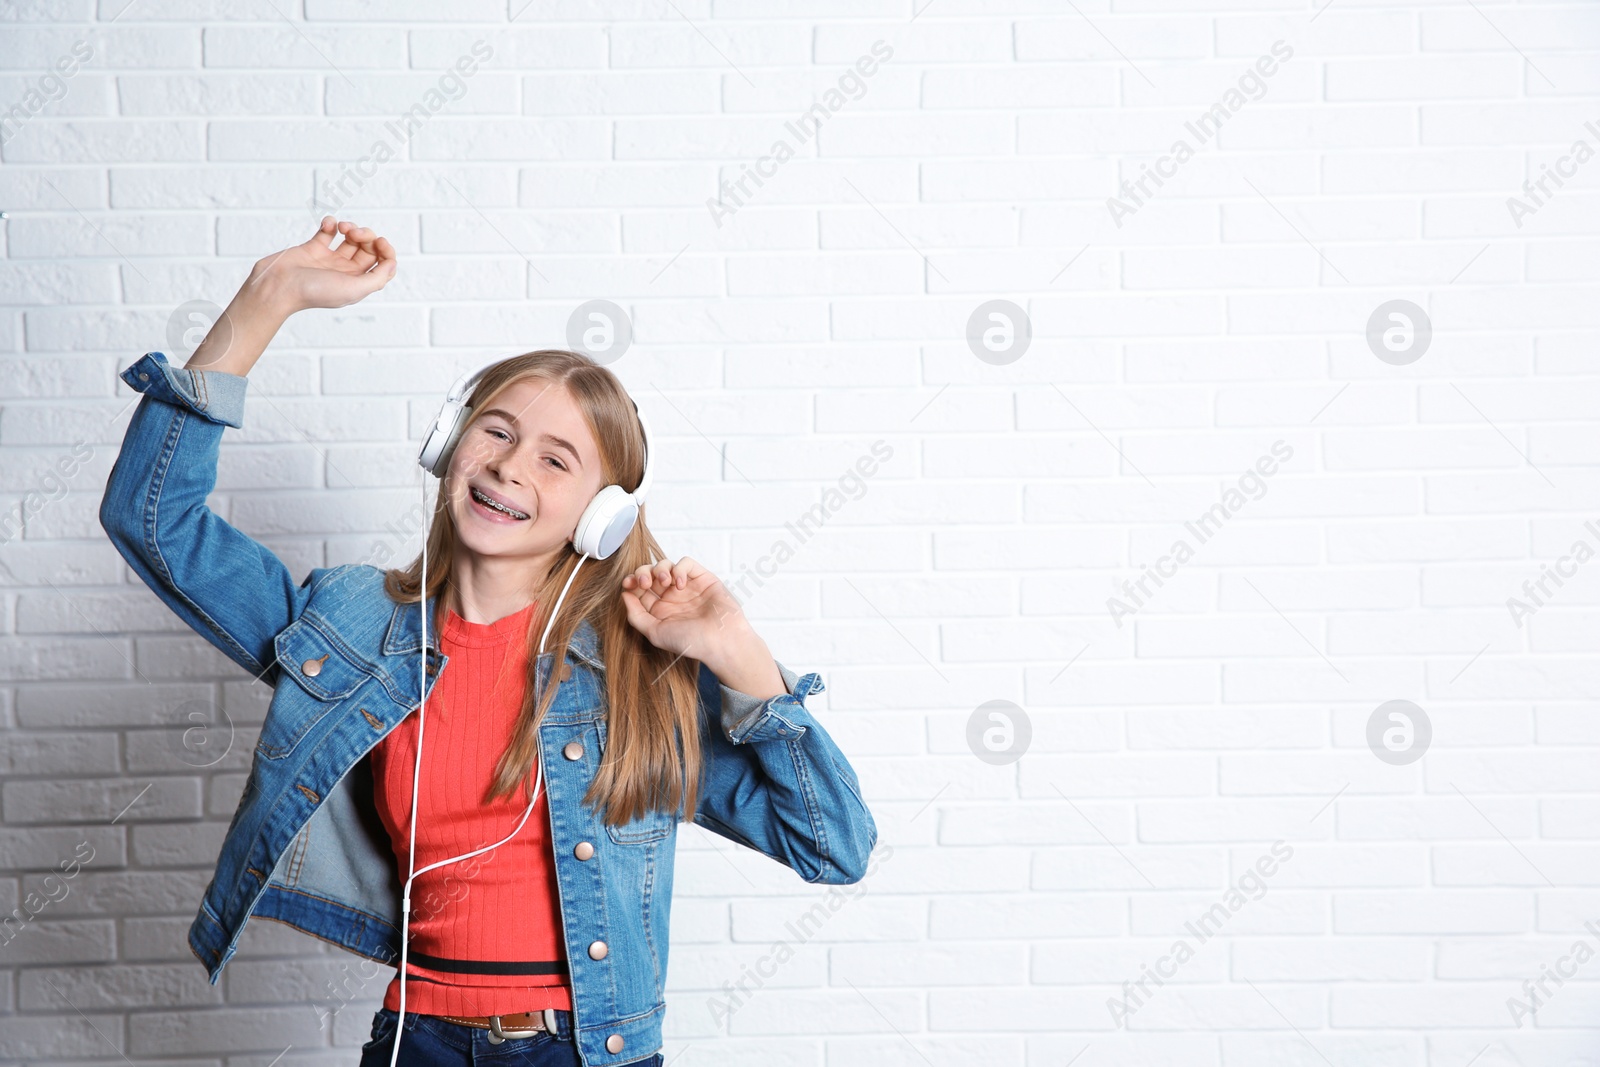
2, 1, 1598, 1064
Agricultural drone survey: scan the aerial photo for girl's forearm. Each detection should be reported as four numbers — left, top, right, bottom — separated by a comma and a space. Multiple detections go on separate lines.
185, 280, 294, 376
180, 217, 395, 376
702, 628, 788, 703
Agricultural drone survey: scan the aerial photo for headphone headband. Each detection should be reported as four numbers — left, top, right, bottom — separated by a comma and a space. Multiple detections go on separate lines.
416, 357, 652, 561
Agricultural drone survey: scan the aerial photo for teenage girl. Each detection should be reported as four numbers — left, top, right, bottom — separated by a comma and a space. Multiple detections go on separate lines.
124, 217, 878, 1066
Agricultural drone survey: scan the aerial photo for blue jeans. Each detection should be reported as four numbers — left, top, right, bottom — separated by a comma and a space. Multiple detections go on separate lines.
357, 1007, 663, 1067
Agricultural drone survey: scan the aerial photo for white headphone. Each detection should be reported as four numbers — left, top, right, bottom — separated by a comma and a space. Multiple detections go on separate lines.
418, 363, 655, 560
388, 359, 653, 1065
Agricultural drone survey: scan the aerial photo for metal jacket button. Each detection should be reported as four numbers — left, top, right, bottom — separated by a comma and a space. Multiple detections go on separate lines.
558, 662, 572, 681
563, 741, 583, 760
574, 841, 594, 860
605, 1034, 624, 1053
588, 940, 607, 960
301, 654, 329, 677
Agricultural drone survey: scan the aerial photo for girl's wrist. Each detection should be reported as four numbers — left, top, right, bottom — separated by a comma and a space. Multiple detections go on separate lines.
700, 630, 787, 702
237, 268, 300, 321
184, 284, 294, 375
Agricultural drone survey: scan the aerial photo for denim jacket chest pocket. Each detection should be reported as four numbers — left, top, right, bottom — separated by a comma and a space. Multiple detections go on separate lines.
257, 617, 376, 760
593, 725, 677, 846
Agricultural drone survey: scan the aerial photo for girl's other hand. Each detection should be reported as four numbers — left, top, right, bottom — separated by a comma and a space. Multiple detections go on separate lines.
621, 556, 787, 702
244, 216, 398, 315
620, 556, 747, 663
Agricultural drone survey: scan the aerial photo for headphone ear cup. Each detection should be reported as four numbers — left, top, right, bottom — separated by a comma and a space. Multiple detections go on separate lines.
572, 484, 639, 560
418, 401, 469, 478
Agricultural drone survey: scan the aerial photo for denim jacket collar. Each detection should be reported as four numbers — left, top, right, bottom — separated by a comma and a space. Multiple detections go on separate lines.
381, 590, 606, 671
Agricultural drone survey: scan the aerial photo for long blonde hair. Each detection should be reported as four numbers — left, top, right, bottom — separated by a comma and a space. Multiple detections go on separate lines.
383, 350, 703, 827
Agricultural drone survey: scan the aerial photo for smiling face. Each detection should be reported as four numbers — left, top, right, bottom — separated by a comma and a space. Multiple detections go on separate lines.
444, 376, 606, 564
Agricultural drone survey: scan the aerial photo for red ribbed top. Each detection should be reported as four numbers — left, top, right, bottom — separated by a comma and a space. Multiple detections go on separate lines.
371, 600, 572, 1015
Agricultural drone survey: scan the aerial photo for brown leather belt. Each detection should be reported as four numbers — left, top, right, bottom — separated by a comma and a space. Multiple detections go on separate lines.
431, 1009, 562, 1043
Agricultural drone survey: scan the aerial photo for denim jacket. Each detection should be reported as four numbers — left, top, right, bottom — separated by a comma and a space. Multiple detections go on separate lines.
98, 350, 878, 1067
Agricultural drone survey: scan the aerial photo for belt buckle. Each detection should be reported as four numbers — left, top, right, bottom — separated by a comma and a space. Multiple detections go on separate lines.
487, 1013, 553, 1045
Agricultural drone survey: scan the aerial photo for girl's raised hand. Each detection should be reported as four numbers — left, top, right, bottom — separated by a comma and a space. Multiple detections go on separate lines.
619, 556, 747, 664
245, 216, 397, 314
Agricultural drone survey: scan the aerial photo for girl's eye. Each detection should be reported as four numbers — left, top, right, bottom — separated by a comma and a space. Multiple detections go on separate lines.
483, 426, 566, 472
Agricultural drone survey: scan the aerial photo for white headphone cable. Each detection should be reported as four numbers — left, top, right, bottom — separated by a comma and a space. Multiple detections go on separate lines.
389, 472, 590, 1066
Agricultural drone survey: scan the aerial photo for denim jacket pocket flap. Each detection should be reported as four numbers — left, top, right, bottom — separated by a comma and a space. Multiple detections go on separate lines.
271, 618, 368, 702
259, 620, 372, 760
606, 807, 675, 845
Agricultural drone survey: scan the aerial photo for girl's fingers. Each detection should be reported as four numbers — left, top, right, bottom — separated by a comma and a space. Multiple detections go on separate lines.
353, 232, 393, 274
630, 559, 700, 599
371, 235, 396, 269
338, 223, 372, 262
628, 575, 659, 612
312, 216, 339, 249
332, 221, 355, 257
624, 557, 707, 595
350, 255, 396, 297
673, 555, 705, 589
357, 236, 396, 279
326, 221, 393, 273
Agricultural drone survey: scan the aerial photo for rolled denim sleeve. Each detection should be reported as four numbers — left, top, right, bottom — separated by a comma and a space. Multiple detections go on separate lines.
696, 658, 878, 885
101, 349, 326, 682
120, 350, 249, 429
720, 660, 824, 744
